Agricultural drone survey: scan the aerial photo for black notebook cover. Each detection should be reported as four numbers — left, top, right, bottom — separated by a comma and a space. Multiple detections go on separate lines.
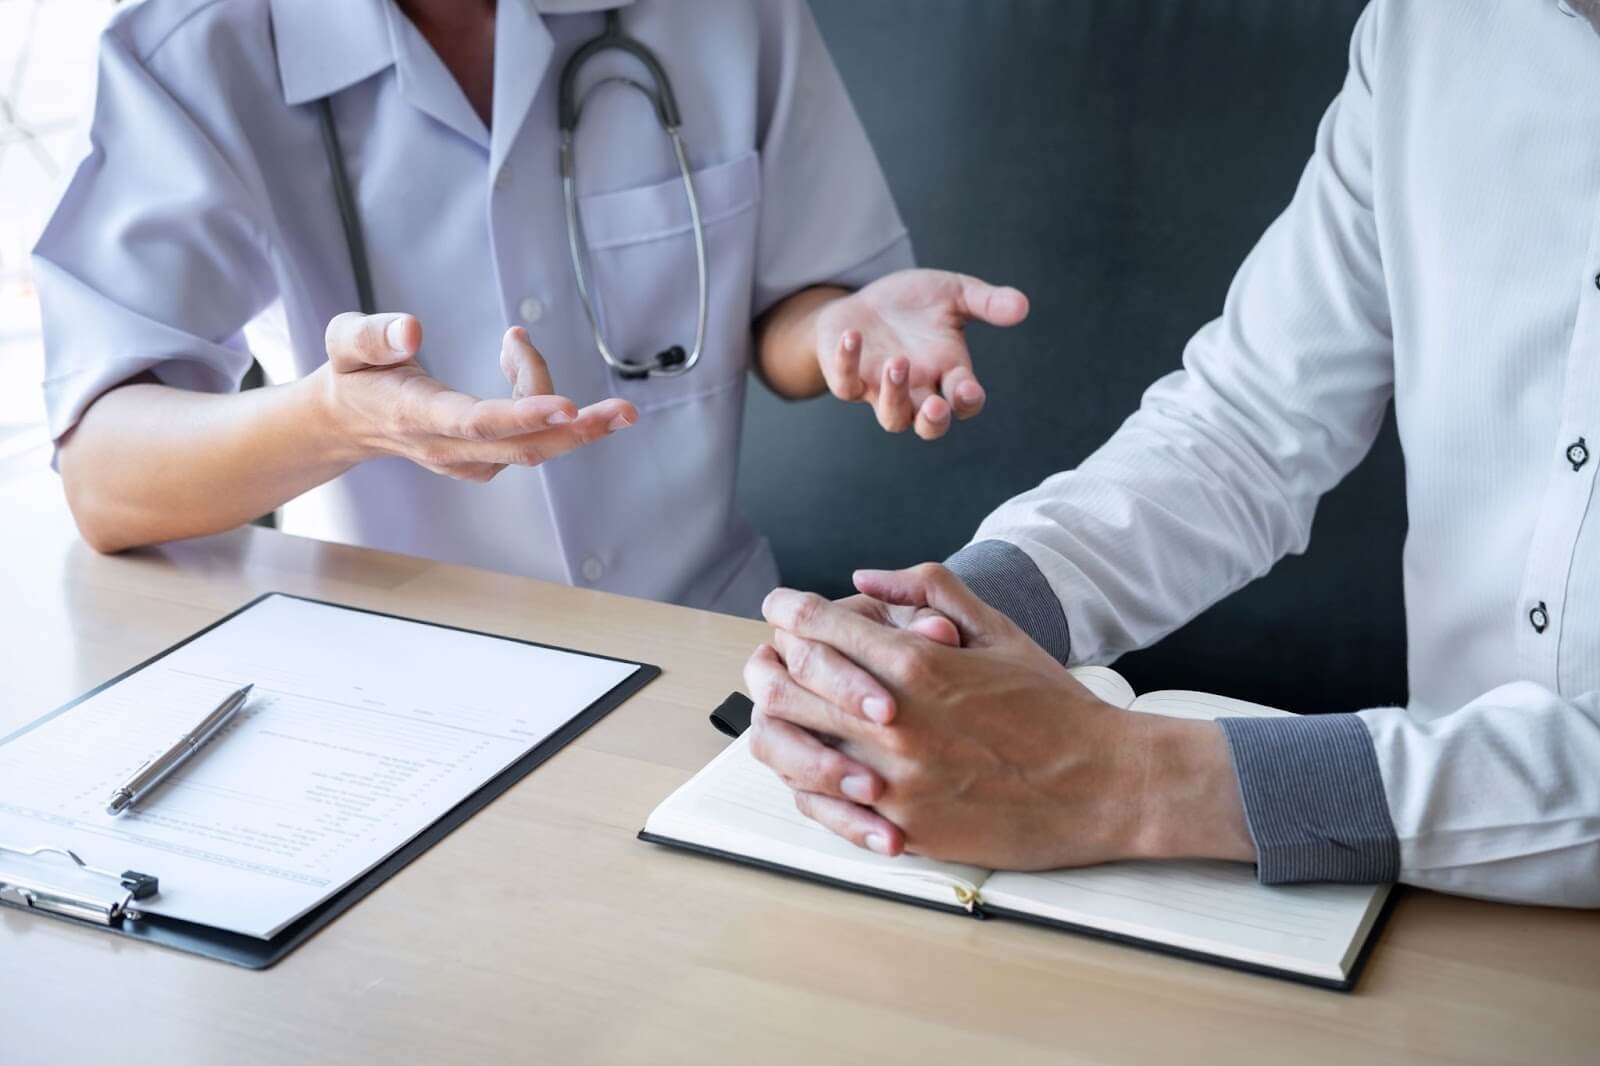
644, 691, 1393, 993
0, 592, 660, 969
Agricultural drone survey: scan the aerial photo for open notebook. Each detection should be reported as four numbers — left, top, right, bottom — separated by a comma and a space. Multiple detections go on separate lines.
641, 667, 1391, 990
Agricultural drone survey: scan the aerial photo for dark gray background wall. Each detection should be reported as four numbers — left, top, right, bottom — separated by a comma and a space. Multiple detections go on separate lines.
737, 0, 1407, 713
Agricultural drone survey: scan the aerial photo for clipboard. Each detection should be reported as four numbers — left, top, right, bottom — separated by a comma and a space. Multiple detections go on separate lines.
0, 593, 660, 969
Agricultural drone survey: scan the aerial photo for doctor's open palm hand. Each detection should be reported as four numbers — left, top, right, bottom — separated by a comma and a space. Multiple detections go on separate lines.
318, 312, 636, 482
814, 269, 1029, 439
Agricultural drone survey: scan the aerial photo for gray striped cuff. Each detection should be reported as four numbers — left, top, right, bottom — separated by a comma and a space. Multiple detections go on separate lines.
944, 539, 1071, 663
1219, 714, 1399, 884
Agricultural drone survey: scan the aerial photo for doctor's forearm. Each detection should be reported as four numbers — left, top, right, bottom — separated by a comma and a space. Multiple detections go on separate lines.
58, 374, 357, 553
753, 285, 848, 398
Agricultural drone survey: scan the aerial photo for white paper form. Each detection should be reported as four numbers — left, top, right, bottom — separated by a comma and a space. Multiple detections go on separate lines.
0, 595, 639, 938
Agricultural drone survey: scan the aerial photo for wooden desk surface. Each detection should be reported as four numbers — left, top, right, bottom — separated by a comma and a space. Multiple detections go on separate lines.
2, 469, 1596, 1066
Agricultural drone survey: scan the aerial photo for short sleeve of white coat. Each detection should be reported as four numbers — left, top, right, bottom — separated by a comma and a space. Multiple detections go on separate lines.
32, 26, 276, 445
750, 1, 914, 316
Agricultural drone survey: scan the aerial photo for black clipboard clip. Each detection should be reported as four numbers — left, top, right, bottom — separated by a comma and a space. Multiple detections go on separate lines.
0, 840, 159, 926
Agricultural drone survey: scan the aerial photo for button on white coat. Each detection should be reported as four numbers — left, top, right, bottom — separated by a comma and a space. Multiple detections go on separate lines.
519, 296, 544, 323
580, 556, 604, 582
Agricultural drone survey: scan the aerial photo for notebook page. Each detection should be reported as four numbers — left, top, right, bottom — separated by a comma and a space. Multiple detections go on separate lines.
981, 861, 1385, 979
645, 733, 990, 908
981, 690, 1385, 978
1129, 689, 1285, 720
1070, 666, 1137, 709
0, 595, 639, 938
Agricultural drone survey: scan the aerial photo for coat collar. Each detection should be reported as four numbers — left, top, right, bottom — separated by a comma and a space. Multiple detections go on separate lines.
271, 0, 393, 107
270, 0, 633, 108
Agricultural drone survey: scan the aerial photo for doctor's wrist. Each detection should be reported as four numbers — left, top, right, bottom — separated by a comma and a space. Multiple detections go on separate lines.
300, 366, 384, 465
754, 285, 848, 399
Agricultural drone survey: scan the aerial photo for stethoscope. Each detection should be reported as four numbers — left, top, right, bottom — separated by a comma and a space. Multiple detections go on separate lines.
316, 9, 707, 381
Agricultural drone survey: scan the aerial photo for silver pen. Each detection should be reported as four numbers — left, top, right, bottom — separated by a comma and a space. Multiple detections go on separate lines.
105, 683, 254, 816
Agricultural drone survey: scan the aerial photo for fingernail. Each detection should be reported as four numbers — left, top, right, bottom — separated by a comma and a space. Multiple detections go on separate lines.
385, 318, 409, 351
961, 383, 984, 404
841, 775, 873, 803
607, 413, 633, 431
865, 832, 891, 855
843, 332, 859, 352
862, 696, 892, 724
889, 363, 907, 385
545, 410, 573, 426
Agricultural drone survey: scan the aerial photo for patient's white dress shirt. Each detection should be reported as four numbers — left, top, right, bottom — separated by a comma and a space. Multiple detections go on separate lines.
951, 0, 1600, 906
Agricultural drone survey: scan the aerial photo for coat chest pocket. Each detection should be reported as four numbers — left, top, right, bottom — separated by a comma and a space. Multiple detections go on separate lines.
575, 151, 761, 411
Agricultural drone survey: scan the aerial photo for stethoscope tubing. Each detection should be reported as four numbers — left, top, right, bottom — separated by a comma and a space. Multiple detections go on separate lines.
315, 8, 708, 382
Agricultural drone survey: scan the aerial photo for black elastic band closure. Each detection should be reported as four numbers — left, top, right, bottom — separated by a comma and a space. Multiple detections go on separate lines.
710, 692, 754, 738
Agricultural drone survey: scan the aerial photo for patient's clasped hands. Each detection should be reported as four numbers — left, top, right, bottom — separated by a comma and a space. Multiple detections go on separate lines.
747, 565, 1258, 871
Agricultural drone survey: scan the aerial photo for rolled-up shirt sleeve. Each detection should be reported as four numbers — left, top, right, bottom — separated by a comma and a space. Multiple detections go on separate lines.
749, 0, 913, 317
33, 25, 275, 447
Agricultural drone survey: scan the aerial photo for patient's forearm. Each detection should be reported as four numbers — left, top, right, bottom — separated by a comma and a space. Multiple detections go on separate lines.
58, 374, 353, 553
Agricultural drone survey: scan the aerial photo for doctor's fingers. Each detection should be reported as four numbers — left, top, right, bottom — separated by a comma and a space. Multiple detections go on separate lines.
430, 399, 636, 467
499, 327, 555, 400
326, 311, 421, 372
495, 400, 637, 463
820, 329, 866, 401
913, 395, 952, 440
953, 275, 1030, 329
939, 365, 986, 420
410, 387, 581, 443
874, 357, 914, 432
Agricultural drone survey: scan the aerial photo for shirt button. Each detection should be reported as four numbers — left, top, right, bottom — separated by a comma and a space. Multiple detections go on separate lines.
1567, 436, 1590, 471
580, 557, 604, 583
519, 297, 544, 324
1529, 601, 1549, 634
